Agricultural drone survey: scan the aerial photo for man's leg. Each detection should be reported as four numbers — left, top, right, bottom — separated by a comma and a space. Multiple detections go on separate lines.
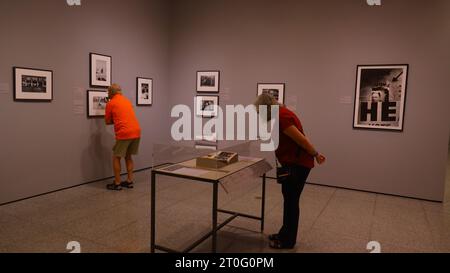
125, 154, 134, 183
113, 156, 122, 185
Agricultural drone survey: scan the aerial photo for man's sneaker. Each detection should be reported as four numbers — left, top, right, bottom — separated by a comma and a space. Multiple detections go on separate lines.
106, 183, 122, 191
120, 181, 134, 189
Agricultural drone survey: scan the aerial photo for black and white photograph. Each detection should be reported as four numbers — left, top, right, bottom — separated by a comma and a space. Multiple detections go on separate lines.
257, 83, 285, 104
136, 77, 153, 106
14, 67, 53, 101
87, 90, 109, 117
353, 64, 408, 131
197, 71, 220, 92
90, 53, 112, 87
196, 95, 219, 117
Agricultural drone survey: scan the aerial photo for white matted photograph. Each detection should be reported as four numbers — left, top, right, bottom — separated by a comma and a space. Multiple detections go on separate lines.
195, 95, 219, 117
353, 64, 408, 131
87, 90, 109, 118
197, 71, 220, 93
257, 83, 285, 104
136, 77, 153, 106
90, 53, 112, 87
14, 67, 53, 101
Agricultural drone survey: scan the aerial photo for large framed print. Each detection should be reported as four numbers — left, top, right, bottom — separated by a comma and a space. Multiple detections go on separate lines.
87, 90, 109, 118
90, 53, 112, 88
197, 71, 220, 93
353, 64, 408, 131
14, 67, 53, 101
257, 83, 285, 104
136, 77, 153, 106
196, 95, 219, 118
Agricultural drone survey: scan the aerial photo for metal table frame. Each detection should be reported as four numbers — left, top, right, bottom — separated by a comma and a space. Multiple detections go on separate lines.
150, 164, 267, 253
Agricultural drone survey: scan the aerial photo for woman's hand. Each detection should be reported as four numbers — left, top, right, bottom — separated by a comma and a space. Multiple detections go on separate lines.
315, 154, 326, 165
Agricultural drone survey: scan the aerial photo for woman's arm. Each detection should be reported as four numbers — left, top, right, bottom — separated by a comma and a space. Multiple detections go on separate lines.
283, 125, 326, 165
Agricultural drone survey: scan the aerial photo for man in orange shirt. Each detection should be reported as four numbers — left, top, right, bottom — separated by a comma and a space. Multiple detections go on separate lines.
105, 84, 142, 191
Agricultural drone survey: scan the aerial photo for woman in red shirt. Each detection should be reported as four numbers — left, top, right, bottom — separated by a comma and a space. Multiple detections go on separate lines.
255, 94, 326, 249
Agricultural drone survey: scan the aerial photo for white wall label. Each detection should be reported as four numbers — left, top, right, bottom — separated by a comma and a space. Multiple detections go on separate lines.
366, 0, 381, 6
0, 83, 9, 94
339, 96, 353, 104
66, 0, 82, 6
73, 87, 84, 115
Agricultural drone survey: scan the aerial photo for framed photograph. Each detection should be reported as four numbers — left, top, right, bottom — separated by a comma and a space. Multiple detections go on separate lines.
257, 83, 285, 104
90, 53, 112, 88
353, 64, 409, 131
87, 90, 109, 118
196, 95, 219, 117
197, 71, 220, 93
14, 67, 53, 101
136, 77, 153, 106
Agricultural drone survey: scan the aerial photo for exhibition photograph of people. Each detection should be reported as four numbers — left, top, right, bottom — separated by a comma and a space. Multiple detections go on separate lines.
0, 0, 450, 261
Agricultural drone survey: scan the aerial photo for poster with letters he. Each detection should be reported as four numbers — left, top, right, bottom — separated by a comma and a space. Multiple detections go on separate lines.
353, 64, 408, 131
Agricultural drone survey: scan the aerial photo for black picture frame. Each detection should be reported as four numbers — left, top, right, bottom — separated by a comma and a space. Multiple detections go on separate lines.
195, 95, 220, 118
197, 70, 220, 93
136, 77, 153, 106
352, 64, 409, 132
257, 83, 285, 104
90, 53, 112, 88
87, 90, 109, 118
13, 67, 53, 102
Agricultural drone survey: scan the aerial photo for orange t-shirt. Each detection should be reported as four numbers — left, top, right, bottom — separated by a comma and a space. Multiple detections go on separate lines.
105, 94, 141, 140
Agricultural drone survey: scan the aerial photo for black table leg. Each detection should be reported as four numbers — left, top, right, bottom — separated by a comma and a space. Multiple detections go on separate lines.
212, 182, 218, 253
151, 171, 156, 253
261, 173, 266, 232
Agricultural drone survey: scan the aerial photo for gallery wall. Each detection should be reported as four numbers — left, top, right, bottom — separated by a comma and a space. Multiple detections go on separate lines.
0, 0, 171, 204
168, 0, 450, 201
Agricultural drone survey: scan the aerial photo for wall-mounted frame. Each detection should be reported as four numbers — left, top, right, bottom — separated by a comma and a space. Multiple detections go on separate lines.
353, 64, 409, 131
197, 71, 220, 93
13, 67, 53, 101
257, 83, 285, 104
90, 53, 112, 88
87, 90, 109, 118
196, 95, 219, 118
136, 77, 153, 106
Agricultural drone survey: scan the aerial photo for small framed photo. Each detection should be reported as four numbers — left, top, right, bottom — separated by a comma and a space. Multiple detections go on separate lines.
136, 77, 153, 106
196, 95, 219, 117
257, 83, 285, 104
14, 67, 53, 101
90, 53, 112, 88
87, 90, 109, 118
353, 64, 409, 131
197, 71, 220, 93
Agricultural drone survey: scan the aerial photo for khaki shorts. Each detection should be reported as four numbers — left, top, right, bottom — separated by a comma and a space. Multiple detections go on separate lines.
113, 138, 140, 158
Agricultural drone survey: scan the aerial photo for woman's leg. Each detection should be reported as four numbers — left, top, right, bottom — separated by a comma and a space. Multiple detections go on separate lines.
278, 166, 311, 247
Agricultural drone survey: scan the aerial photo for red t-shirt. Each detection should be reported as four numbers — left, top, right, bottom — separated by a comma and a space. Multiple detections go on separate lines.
105, 94, 141, 140
276, 106, 314, 169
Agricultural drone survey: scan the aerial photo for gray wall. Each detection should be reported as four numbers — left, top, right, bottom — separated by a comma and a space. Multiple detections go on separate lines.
0, 0, 171, 204
168, 0, 450, 201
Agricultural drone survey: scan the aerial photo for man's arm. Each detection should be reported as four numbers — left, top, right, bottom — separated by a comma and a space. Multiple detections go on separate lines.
105, 104, 114, 125
283, 125, 326, 165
